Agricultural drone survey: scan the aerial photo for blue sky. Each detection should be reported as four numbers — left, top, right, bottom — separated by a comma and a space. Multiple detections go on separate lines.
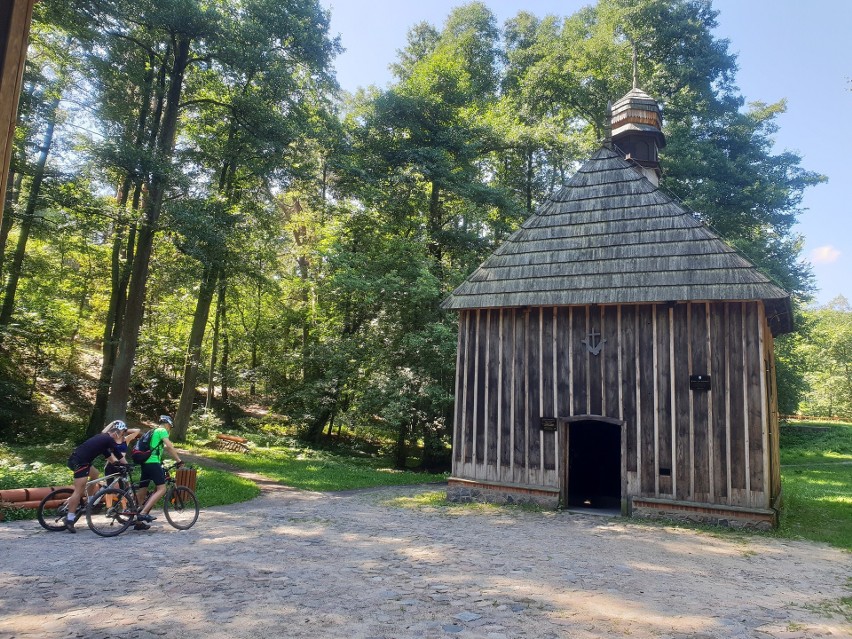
320, 0, 850, 307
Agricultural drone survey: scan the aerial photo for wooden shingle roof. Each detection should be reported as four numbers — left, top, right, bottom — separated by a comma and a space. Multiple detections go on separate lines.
441, 146, 793, 335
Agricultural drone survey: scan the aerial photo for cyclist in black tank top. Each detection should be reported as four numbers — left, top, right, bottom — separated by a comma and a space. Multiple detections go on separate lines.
102, 420, 141, 476
64, 426, 125, 532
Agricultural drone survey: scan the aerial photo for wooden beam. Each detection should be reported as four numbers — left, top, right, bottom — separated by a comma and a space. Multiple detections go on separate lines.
0, 0, 36, 227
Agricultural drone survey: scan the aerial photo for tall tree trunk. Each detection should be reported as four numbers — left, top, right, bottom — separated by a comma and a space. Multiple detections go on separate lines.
250, 277, 261, 396
0, 96, 59, 325
219, 281, 232, 427
172, 263, 219, 440
87, 214, 137, 435
205, 274, 224, 409
0, 201, 13, 282
427, 181, 443, 279
394, 421, 408, 470
305, 407, 331, 443
0, 152, 23, 281
288, 199, 311, 382
106, 37, 190, 421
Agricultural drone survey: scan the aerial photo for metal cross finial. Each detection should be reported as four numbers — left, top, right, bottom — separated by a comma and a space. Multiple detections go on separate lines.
604, 100, 613, 147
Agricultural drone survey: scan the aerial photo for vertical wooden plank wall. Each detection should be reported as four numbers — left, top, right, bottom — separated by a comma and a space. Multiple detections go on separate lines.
621, 307, 638, 494
745, 303, 764, 504
709, 303, 728, 501
451, 312, 466, 476
499, 309, 514, 479
512, 310, 526, 484
638, 306, 656, 495
655, 305, 673, 496
727, 304, 747, 503
486, 311, 500, 482
765, 317, 782, 503
691, 303, 710, 503
672, 304, 691, 500
541, 309, 557, 476
462, 312, 476, 471
527, 307, 541, 482
451, 302, 773, 509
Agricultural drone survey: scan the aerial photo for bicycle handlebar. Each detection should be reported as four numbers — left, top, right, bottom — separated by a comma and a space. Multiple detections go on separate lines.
163, 461, 191, 471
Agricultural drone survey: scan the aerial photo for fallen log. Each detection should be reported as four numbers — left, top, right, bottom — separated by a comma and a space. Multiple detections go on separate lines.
0, 486, 73, 515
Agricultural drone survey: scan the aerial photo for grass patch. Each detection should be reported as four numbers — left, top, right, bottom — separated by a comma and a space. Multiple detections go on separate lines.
780, 420, 852, 466
779, 421, 852, 550
192, 443, 447, 492
385, 489, 449, 508
382, 489, 547, 513
801, 596, 852, 624
190, 466, 260, 508
778, 464, 852, 549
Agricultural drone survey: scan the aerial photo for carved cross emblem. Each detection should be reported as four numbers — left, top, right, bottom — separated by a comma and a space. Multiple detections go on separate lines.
581, 328, 607, 356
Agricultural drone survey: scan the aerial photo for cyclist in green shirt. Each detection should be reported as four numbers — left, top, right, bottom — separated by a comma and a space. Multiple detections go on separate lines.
135, 415, 183, 531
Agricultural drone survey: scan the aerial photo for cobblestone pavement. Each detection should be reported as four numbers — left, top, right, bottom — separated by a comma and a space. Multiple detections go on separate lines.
1, 479, 850, 639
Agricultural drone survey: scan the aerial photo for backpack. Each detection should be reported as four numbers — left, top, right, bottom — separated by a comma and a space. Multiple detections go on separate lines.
131, 429, 157, 464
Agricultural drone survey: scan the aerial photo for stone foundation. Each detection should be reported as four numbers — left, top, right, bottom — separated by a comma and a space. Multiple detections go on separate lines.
445, 479, 778, 530
631, 496, 777, 530
446, 478, 559, 509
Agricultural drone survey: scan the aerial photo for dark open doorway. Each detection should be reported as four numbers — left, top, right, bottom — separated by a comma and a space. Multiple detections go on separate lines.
567, 420, 621, 509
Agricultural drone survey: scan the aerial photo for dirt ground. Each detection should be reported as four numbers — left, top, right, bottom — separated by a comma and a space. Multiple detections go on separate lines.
0, 469, 849, 639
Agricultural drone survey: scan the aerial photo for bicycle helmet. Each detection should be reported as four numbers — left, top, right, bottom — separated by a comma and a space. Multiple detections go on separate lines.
107, 420, 127, 432
159, 415, 173, 426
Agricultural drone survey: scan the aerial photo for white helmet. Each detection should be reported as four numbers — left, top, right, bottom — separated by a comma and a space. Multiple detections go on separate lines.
108, 420, 127, 432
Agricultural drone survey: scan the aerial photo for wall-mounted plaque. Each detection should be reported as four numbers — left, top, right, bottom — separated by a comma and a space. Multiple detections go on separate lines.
690, 374, 711, 391
540, 417, 557, 432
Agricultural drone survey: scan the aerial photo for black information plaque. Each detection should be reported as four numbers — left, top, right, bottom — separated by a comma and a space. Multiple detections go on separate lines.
689, 374, 711, 391
540, 417, 557, 432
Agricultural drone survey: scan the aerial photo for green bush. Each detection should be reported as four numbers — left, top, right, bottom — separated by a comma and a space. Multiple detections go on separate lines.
0, 443, 71, 490
0, 350, 32, 435
188, 408, 223, 443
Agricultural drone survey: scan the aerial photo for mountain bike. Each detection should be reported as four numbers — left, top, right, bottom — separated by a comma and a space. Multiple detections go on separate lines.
36, 465, 135, 532
86, 462, 199, 536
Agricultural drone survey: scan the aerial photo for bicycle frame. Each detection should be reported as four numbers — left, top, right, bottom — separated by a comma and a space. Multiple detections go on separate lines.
61, 471, 128, 510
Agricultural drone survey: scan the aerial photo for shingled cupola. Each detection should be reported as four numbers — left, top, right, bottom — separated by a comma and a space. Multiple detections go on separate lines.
440, 80, 793, 529
610, 78, 666, 185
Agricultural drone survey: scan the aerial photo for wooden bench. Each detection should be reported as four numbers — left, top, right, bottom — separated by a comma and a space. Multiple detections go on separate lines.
213, 433, 250, 453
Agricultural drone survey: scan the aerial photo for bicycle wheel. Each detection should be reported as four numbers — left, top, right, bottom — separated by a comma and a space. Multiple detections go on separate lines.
163, 486, 199, 530
37, 488, 73, 531
86, 487, 134, 537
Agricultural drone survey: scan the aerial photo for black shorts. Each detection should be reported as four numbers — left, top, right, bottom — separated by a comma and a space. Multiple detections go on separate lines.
104, 461, 123, 477
140, 462, 166, 487
67, 455, 91, 479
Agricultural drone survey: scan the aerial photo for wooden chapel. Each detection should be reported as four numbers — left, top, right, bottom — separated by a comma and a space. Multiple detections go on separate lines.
441, 83, 791, 529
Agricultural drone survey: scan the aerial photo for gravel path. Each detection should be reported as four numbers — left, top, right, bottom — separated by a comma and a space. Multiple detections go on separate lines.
0, 463, 849, 639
